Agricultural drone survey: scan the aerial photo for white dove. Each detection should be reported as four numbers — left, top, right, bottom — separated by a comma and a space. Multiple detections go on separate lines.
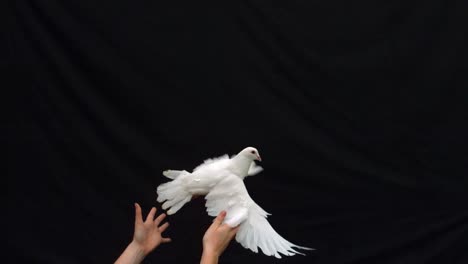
156, 147, 313, 258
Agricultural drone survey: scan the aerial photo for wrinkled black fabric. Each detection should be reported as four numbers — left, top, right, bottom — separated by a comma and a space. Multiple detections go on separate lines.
7, 0, 468, 263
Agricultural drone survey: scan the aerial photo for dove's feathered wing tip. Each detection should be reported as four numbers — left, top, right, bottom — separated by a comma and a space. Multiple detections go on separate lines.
236, 233, 313, 259
247, 162, 263, 177
235, 211, 314, 258
288, 244, 315, 256
162, 170, 187, 179
240, 237, 314, 259
296, 245, 315, 251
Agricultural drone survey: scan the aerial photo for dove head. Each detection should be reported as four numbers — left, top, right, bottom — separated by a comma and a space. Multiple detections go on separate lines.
239, 147, 262, 162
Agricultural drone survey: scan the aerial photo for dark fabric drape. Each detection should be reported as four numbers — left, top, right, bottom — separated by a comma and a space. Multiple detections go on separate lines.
7, 0, 468, 263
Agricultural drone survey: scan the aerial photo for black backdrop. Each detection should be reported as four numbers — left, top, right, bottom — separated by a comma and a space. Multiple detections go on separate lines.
7, 0, 468, 263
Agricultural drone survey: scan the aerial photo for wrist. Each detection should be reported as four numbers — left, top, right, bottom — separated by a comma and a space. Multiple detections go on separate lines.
200, 249, 219, 264
114, 241, 147, 264
128, 240, 147, 261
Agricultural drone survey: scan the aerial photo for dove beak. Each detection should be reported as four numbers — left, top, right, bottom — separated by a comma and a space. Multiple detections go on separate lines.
256, 155, 262, 162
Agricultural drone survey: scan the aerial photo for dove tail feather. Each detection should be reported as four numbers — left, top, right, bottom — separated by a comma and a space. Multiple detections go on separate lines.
157, 173, 192, 215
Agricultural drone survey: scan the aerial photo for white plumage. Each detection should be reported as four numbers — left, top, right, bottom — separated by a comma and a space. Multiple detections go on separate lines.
156, 147, 313, 258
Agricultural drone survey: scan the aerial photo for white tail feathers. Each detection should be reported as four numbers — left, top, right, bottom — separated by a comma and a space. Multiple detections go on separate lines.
157, 173, 191, 215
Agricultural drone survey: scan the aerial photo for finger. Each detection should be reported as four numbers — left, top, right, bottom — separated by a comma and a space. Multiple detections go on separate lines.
212, 211, 227, 227
154, 212, 167, 226
206, 211, 227, 233
146, 207, 157, 223
162, 237, 172, 243
229, 226, 240, 238
135, 203, 143, 224
159, 222, 170, 232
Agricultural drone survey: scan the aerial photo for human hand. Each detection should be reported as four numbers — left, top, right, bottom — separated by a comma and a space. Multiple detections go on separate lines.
115, 203, 171, 264
132, 203, 171, 256
201, 211, 239, 263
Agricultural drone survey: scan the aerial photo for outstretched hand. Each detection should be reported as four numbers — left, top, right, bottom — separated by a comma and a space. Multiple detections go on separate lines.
116, 204, 237, 264
115, 203, 171, 264
201, 211, 239, 264
133, 203, 171, 255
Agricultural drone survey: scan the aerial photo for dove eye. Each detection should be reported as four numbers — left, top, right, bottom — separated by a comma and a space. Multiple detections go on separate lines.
251, 150, 256, 154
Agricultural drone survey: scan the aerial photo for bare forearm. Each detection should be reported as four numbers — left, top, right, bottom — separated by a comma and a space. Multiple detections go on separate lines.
115, 241, 146, 264
200, 250, 219, 264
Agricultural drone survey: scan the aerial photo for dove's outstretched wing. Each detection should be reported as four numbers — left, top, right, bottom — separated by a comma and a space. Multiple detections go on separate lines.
205, 173, 312, 258
193, 154, 230, 172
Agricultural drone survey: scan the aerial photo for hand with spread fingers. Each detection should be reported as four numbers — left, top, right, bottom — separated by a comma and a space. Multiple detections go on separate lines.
115, 204, 237, 264
115, 203, 171, 264
201, 211, 240, 264
133, 203, 171, 254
